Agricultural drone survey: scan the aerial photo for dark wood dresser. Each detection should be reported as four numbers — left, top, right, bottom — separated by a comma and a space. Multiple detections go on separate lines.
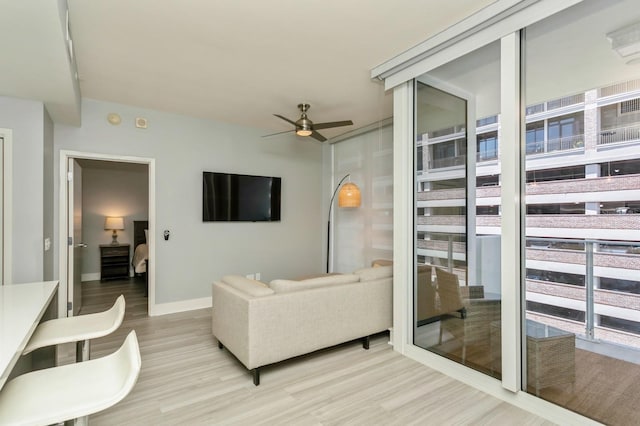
100, 244, 130, 281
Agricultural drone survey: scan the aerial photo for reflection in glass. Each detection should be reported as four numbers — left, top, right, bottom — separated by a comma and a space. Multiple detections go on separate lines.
414, 40, 502, 378
524, 0, 640, 422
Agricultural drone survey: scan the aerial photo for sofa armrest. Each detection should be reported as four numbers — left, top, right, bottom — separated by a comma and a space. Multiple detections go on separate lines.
211, 282, 252, 368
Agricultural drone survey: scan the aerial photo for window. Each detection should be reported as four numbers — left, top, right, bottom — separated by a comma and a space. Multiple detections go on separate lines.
547, 112, 584, 151
477, 131, 498, 161
620, 98, 640, 115
526, 121, 544, 154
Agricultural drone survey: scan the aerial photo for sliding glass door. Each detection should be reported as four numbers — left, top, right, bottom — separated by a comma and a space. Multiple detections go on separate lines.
413, 41, 502, 377
522, 0, 640, 422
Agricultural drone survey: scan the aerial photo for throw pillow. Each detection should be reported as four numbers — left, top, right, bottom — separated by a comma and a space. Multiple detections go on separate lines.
222, 275, 274, 297
270, 274, 359, 293
354, 265, 393, 281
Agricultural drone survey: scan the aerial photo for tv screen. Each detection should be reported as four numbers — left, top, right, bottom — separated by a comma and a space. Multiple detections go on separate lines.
203, 172, 281, 222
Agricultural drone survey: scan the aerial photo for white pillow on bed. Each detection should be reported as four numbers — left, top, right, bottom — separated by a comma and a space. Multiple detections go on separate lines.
144, 229, 148, 244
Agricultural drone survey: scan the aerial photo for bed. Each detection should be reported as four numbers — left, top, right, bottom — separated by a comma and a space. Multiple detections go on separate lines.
132, 220, 149, 296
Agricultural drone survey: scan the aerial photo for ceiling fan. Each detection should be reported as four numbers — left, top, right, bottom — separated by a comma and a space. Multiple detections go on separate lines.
263, 103, 353, 142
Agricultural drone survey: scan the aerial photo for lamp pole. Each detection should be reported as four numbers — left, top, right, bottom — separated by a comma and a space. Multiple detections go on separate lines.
327, 174, 350, 273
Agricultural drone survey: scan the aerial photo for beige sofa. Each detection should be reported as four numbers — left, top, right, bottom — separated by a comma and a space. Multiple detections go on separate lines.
211, 266, 392, 385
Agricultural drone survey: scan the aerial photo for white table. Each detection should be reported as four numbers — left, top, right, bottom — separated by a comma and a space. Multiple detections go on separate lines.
0, 281, 58, 389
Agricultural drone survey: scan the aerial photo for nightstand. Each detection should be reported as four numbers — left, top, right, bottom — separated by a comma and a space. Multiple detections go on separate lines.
100, 244, 130, 281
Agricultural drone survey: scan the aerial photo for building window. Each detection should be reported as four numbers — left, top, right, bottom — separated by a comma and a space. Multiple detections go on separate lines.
547, 112, 584, 151
477, 131, 498, 161
619, 98, 640, 115
526, 121, 544, 154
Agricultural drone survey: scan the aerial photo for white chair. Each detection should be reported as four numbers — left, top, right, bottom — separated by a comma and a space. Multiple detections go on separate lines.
0, 330, 141, 426
23, 295, 126, 362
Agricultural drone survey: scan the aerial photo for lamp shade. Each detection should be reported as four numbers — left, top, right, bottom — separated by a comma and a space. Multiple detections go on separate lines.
338, 182, 361, 208
104, 216, 124, 230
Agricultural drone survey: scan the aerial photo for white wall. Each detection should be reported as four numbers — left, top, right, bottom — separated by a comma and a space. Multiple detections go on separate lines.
54, 99, 323, 304
43, 109, 54, 281
81, 163, 149, 279
0, 96, 45, 283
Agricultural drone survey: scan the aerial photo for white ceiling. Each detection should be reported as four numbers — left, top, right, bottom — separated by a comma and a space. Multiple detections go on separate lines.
0, 0, 495, 137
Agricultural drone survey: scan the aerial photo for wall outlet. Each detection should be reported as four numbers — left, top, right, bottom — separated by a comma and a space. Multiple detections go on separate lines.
246, 273, 255, 280
44, 237, 51, 251
255, 272, 261, 281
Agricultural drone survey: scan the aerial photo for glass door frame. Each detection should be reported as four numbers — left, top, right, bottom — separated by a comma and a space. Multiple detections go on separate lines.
383, 1, 595, 423
412, 74, 478, 344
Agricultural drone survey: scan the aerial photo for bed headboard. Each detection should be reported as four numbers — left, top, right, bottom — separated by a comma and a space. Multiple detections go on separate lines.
133, 220, 148, 249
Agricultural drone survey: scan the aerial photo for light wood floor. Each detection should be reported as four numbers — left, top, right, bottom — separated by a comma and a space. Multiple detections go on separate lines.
78, 279, 552, 425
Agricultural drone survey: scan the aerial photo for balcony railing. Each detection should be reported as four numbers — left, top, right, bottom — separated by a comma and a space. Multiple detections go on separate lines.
526, 134, 584, 155
599, 124, 640, 145
526, 237, 640, 343
525, 93, 585, 116
428, 155, 466, 169
599, 79, 640, 98
547, 134, 584, 152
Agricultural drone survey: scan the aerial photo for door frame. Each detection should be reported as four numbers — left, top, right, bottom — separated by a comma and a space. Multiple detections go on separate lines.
0, 129, 12, 285
58, 150, 156, 317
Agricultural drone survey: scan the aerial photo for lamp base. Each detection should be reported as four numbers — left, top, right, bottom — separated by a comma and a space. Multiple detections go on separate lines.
111, 230, 119, 245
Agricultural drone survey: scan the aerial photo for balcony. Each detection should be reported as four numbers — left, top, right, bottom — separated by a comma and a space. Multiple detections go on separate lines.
527, 134, 584, 155
428, 155, 466, 169
599, 124, 640, 145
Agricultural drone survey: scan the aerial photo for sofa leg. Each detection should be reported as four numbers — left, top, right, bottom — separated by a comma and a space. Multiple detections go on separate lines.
252, 368, 260, 386
362, 335, 370, 350
218, 340, 224, 350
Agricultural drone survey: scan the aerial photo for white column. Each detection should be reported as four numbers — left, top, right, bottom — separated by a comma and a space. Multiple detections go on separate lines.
500, 31, 522, 393
585, 163, 600, 215
392, 81, 414, 353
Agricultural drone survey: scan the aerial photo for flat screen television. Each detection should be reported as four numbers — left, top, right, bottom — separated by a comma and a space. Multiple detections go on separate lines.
203, 172, 281, 222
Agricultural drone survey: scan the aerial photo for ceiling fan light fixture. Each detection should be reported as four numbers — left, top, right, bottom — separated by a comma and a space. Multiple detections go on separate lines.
296, 128, 313, 137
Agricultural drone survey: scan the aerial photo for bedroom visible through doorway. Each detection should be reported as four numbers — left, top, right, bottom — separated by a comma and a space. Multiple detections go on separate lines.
59, 150, 155, 320
75, 159, 149, 316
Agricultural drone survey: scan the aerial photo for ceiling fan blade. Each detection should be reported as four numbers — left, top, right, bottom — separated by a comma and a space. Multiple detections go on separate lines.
310, 131, 327, 142
273, 114, 297, 126
262, 129, 295, 138
313, 120, 353, 130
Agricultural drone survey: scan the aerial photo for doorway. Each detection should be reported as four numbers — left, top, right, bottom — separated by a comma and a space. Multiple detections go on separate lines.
58, 151, 155, 318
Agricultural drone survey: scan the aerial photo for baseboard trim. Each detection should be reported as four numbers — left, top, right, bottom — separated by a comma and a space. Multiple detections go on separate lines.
150, 296, 211, 317
81, 273, 100, 282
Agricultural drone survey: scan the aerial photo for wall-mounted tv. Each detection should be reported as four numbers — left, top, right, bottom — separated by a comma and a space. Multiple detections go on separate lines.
203, 172, 281, 222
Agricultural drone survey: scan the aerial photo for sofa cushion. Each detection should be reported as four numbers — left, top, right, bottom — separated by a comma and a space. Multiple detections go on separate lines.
371, 259, 393, 267
355, 265, 393, 282
221, 275, 274, 297
270, 273, 359, 293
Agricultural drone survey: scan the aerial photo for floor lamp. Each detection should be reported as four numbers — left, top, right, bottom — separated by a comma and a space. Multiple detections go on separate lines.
327, 174, 361, 273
